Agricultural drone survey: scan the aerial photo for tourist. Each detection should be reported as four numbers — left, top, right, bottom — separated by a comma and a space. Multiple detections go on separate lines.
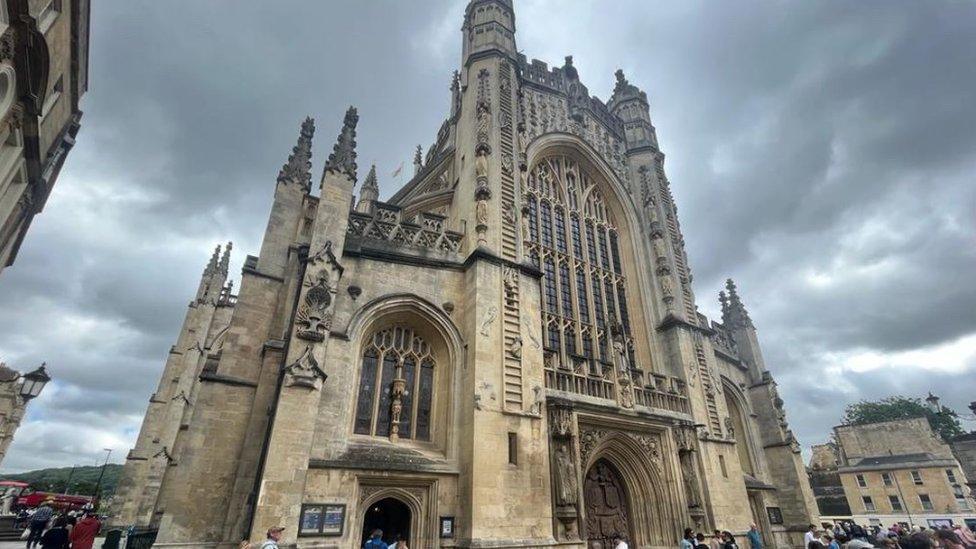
935, 529, 966, 549
39, 518, 69, 549
612, 533, 629, 549
952, 524, 976, 549
363, 529, 388, 549
710, 530, 724, 549
900, 533, 934, 549
825, 531, 840, 549
682, 528, 696, 549
389, 534, 408, 549
260, 526, 284, 549
722, 531, 739, 549
696, 533, 711, 549
25, 501, 54, 549
69, 511, 101, 549
806, 525, 819, 548
747, 524, 762, 549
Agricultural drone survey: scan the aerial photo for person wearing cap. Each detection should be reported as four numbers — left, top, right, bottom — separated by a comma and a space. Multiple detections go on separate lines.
260, 526, 284, 549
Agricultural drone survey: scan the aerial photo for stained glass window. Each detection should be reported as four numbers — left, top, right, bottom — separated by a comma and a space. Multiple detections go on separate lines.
353, 327, 435, 441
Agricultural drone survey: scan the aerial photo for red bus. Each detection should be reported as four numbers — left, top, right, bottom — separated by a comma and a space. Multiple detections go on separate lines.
0, 480, 95, 511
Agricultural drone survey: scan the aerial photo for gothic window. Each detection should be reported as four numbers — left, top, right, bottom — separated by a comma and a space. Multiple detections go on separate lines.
353, 326, 435, 441
524, 155, 634, 372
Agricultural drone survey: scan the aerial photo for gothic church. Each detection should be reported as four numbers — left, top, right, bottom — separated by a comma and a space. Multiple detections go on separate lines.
114, 1, 818, 547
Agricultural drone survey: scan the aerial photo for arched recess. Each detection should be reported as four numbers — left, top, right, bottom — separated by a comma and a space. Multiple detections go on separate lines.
358, 489, 424, 548
721, 377, 759, 477
582, 431, 680, 547
345, 293, 464, 458
524, 133, 663, 389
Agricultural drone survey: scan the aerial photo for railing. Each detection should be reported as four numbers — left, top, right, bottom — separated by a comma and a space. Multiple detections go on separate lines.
125, 528, 158, 549
543, 352, 691, 415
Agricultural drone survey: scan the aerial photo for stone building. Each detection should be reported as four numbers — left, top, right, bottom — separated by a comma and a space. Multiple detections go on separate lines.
0, 361, 49, 466
114, 1, 818, 547
949, 403, 976, 517
833, 418, 974, 527
0, 0, 90, 276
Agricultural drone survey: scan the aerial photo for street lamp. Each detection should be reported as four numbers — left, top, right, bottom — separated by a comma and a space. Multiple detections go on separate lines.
18, 363, 51, 400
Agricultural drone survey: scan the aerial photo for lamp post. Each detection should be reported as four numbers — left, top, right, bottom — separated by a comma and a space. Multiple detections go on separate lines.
93, 448, 112, 510
18, 364, 51, 400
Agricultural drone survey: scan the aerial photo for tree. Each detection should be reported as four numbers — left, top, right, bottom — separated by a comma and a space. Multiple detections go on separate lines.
842, 395, 965, 441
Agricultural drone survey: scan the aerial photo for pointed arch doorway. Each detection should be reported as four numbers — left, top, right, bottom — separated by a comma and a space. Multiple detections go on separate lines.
360, 497, 411, 546
583, 459, 633, 548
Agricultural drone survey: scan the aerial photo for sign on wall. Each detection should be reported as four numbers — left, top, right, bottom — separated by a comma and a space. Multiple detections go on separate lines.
299, 503, 346, 537
440, 516, 455, 538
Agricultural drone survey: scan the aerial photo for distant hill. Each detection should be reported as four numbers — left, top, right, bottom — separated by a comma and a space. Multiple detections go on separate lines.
1, 464, 123, 497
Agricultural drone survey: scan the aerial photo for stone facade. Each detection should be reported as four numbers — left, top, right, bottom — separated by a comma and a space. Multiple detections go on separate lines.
832, 418, 975, 526
114, 2, 818, 547
0, 0, 90, 276
949, 403, 976, 501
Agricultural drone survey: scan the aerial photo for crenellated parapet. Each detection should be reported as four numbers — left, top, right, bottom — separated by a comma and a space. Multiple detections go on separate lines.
346, 203, 464, 256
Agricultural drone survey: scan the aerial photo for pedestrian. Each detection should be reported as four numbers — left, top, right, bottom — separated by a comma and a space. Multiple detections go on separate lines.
69, 511, 101, 549
363, 529, 387, 549
722, 531, 739, 549
25, 501, 54, 549
612, 533, 630, 549
825, 531, 840, 549
953, 524, 976, 549
747, 524, 762, 549
710, 530, 724, 549
805, 525, 819, 548
39, 518, 69, 549
935, 530, 966, 549
260, 526, 284, 549
682, 528, 696, 549
695, 533, 711, 549
389, 534, 408, 549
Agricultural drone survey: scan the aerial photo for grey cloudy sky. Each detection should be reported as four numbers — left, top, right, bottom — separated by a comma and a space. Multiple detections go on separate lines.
0, 0, 974, 473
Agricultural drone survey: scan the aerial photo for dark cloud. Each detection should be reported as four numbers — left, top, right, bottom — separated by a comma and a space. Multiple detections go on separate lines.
0, 0, 973, 472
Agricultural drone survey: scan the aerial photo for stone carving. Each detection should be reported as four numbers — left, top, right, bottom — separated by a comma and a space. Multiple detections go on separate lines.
507, 337, 523, 359
659, 274, 675, 311
389, 376, 407, 441
610, 323, 630, 373
476, 68, 492, 155
618, 376, 635, 409
553, 441, 578, 506
296, 270, 334, 341
479, 306, 497, 336
584, 460, 631, 547
724, 417, 735, 440
284, 346, 327, 390
347, 285, 362, 300
324, 106, 359, 180
522, 314, 542, 350
503, 266, 519, 306
502, 200, 516, 226
277, 117, 315, 189
680, 450, 703, 509
549, 406, 574, 439
0, 30, 14, 63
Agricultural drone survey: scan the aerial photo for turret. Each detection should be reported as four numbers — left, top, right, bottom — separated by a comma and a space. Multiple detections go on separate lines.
607, 69, 658, 152
461, 0, 516, 67
257, 117, 315, 277
322, 107, 358, 184
720, 279, 766, 381
413, 145, 423, 175
195, 244, 227, 304
356, 164, 379, 213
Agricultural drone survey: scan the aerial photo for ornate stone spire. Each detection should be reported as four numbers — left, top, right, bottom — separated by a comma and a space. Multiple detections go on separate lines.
218, 242, 232, 273
323, 106, 359, 180
204, 244, 220, 275
277, 117, 315, 190
722, 279, 753, 329
356, 164, 379, 213
413, 145, 423, 175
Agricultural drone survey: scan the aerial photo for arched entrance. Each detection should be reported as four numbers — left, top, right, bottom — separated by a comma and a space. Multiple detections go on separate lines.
360, 497, 411, 546
583, 459, 633, 548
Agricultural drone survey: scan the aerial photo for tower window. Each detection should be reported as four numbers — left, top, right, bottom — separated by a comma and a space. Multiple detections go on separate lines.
508, 432, 518, 465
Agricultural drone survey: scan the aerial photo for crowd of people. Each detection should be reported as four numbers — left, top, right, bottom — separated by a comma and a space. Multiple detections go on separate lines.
674, 522, 976, 549
803, 521, 976, 549
18, 500, 102, 549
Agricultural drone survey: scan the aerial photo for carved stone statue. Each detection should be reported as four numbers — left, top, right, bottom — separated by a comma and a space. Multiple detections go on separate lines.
553, 442, 578, 505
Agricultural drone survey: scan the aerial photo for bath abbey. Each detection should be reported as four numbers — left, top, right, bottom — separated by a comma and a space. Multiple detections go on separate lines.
114, 1, 819, 547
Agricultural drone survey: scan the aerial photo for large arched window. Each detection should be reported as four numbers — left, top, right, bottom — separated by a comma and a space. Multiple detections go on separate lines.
524, 155, 635, 380
354, 326, 435, 441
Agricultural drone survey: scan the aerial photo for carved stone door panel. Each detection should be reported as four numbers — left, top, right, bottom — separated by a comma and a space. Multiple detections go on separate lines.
584, 459, 632, 548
